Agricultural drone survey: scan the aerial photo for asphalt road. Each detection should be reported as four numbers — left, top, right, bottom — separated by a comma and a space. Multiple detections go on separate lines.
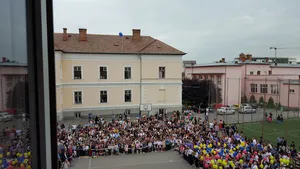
71, 151, 194, 169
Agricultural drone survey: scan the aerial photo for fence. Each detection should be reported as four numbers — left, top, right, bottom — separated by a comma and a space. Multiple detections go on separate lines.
204, 77, 300, 147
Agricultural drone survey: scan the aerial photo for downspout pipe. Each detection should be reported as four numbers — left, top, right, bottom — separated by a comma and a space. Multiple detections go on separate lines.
139, 54, 142, 117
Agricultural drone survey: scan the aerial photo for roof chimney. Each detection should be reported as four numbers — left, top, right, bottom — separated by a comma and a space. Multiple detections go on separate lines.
132, 29, 141, 42
79, 28, 87, 41
239, 53, 246, 62
2, 57, 7, 62
63, 28, 68, 41
221, 58, 225, 63
246, 54, 252, 60
266, 57, 269, 62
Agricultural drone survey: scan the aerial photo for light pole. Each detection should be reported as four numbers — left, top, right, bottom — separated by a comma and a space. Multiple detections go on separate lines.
269, 47, 277, 65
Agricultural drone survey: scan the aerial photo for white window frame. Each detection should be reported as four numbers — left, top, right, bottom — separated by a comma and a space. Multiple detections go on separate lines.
250, 84, 257, 93
73, 90, 83, 104
123, 66, 132, 79
72, 65, 83, 80
159, 66, 166, 79
260, 84, 268, 94
289, 89, 295, 94
99, 90, 108, 103
99, 65, 108, 80
271, 84, 279, 95
124, 89, 132, 103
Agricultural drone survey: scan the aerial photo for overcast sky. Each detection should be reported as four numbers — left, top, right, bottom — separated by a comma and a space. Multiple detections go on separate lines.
53, 0, 300, 63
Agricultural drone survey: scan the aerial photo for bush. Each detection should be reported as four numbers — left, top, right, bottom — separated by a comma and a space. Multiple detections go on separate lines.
267, 97, 275, 108
249, 95, 256, 103
259, 96, 264, 105
241, 96, 248, 103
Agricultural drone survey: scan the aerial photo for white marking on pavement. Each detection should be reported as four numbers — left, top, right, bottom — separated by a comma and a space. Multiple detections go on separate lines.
90, 160, 180, 169
88, 158, 92, 169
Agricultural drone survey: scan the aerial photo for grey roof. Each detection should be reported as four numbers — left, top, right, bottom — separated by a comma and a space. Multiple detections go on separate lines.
0, 62, 27, 67
270, 63, 300, 68
187, 60, 270, 68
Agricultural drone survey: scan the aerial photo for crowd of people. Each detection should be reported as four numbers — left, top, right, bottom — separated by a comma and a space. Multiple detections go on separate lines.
0, 126, 32, 169
56, 111, 300, 169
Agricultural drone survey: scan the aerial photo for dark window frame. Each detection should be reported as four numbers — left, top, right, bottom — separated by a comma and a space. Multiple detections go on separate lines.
159, 66, 165, 79
100, 90, 108, 103
26, 0, 57, 168
124, 90, 132, 102
99, 66, 107, 79
124, 67, 131, 79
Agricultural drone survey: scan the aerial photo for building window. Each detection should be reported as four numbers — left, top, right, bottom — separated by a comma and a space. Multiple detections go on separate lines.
124, 90, 131, 102
260, 84, 268, 94
124, 67, 131, 79
73, 66, 82, 79
159, 67, 165, 79
99, 66, 107, 79
74, 91, 82, 104
210, 75, 214, 81
250, 71, 253, 75
199, 75, 203, 80
271, 84, 279, 94
100, 90, 107, 103
250, 84, 257, 93
268, 71, 272, 75
257, 71, 260, 75
205, 75, 208, 80
217, 75, 221, 85
290, 89, 295, 94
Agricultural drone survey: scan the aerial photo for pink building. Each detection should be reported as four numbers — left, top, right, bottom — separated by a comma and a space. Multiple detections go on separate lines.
0, 58, 28, 111
184, 53, 300, 108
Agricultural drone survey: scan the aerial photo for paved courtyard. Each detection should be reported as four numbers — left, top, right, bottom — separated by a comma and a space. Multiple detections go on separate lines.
71, 151, 194, 169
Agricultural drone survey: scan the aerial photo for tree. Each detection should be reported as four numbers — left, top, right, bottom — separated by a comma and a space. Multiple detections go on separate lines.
6, 80, 29, 113
267, 97, 275, 108
241, 96, 248, 103
249, 95, 256, 103
182, 78, 222, 107
259, 96, 264, 106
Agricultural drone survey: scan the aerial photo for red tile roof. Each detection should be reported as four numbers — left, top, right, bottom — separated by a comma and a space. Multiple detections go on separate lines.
54, 33, 185, 55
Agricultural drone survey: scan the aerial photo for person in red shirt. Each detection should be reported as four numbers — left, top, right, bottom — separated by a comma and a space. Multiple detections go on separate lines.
218, 120, 223, 130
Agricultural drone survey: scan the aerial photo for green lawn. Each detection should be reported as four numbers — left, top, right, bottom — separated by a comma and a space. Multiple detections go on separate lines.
237, 118, 300, 149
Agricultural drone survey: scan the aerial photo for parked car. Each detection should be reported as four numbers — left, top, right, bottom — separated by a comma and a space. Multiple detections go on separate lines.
217, 107, 235, 115
239, 106, 256, 114
250, 103, 258, 109
0, 112, 13, 121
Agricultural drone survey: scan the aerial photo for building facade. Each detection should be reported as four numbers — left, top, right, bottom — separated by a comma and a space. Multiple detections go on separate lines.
185, 53, 300, 108
55, 28, 185, 120
0, 59, 28, 111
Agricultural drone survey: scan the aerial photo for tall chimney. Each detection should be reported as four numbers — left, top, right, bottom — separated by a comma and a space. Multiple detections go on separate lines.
63, 28, 68, 41
132, 29, 141, 42
79, 28, 87, 41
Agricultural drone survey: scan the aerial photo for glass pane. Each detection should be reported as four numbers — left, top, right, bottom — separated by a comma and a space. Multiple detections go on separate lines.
0, 0, 31, 168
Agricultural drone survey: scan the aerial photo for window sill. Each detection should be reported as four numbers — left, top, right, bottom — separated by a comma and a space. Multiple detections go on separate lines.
100, 102, 108, 104
124, 101, 132, 103
73, 103, 82, 105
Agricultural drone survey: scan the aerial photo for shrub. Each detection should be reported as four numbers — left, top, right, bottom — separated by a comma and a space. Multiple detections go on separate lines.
241, 96, 248, 103
267, 97, 275, 108
249, 95, 256, 103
